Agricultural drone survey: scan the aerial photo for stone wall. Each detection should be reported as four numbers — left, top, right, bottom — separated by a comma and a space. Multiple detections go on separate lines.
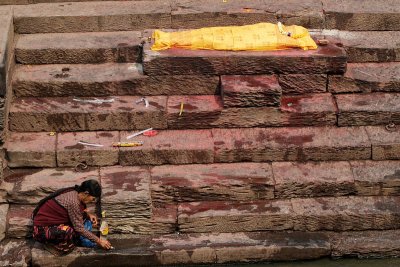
0, 6, 14, 145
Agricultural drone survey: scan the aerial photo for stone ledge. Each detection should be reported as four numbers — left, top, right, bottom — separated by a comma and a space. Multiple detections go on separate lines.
329, 63, 400, 93
15, 31, 143, 64
143, 42, 347, 75
12, 63, 219, 97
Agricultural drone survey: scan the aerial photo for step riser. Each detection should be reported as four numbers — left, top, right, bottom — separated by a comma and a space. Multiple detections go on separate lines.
7, 126, 400, 168
9, 0, 399, 33
143, 43, 347, 75
15, 46, 141, 64
4, 162, 400, 236
178, 196, 400, 233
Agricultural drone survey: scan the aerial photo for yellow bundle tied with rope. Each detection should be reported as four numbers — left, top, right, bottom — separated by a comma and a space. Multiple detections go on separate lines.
151, 22, 318, 51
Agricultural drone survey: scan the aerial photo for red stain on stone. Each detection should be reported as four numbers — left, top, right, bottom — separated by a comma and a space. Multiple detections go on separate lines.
149, 101, 164, 110
273, 134, 314, 146
64, 143, 85, 150
103, 171, 143, 197
234, 140, 253, 148
171, 103, 198, 111
214, 141, 225, 146
98, 132, 114, 137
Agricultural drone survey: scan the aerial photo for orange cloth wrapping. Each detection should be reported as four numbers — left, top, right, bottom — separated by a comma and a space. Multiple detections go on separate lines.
151, 22, 318, 51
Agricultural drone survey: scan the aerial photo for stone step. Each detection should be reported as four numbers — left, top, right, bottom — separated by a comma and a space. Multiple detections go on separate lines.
143, 41, 347, 75
9, 93, 338, 132
7, 126, 399, 167
3, 230, 400, 266
28, 232, 330, 266
12, 63, 328, 98
167, 94, 337, 129
3, 160, 400, 205
329, 62, 400, 93
15, 31, 143, 64
12, 63, 220, 97
221, 75, 282, 108
336, 93, 400, 126
322, 30, 400, 63
9, 96, 168, 132
3, 160, 400, 236
177, 196, 400, 233
12, 0, 324, 34
323, 0, 400, 31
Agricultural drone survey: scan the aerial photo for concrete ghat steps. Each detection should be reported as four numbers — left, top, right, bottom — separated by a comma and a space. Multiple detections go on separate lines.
9, 0, 399, 33
5, 125, 400, 167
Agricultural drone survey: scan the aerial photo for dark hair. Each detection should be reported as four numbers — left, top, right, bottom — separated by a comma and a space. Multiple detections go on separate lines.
32, 179, 102, 219
76, 179, 101, 198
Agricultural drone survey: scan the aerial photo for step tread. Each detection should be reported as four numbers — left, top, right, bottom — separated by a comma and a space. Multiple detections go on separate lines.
3, 160, 400, 204
177, 195, 400, 232
329, 62, 400, 93
9, 96, 168, 132
12, 63, 219, 97
13, 0, 324, 33
29, 231, 330, 266
8, 126, 397, 167
9, 93, 339, 132
143, 41, 347, 75
323, 0, 400, 30
336, 92, 400, 126
16, 31, 142, 64
322, 30, 400, 63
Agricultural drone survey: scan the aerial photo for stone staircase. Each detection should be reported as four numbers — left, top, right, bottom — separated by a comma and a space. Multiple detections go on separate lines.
0, 0, 400, 266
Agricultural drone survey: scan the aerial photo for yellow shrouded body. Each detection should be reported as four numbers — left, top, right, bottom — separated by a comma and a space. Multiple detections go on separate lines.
151, 23, 318, 51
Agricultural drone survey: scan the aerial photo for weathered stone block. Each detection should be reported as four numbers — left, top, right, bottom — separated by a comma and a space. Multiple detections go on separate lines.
292, 196, 400, 231
366, 126, 400, 160
221, 75, 282, 108
0, 239, 31, 267
119, 129, 214, 165
9, 96, 168, 132
16, 31, 142, 64
143, 42, 347, 75
101, 166, 152, 234
328, 63, 400, 93
151, 163, 274, 204
330, 230, 400, 258
273, 161, 355, 198
178, 200, 294, 233
323, 0, 400, 31
351, 160, 400, 196
14, 63, 220, 97
57, 131, 119, 167
4, 168, 99, 204
323, 30, 400, 63
5, 132, 56, 167
279, 74, 327, 94
14, 1, 171, 33
213, 126, 371, 162
336, 93, 400, 126
167, 95, 223, 129
6, 205, 33, 238
0, 204, 8, 241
